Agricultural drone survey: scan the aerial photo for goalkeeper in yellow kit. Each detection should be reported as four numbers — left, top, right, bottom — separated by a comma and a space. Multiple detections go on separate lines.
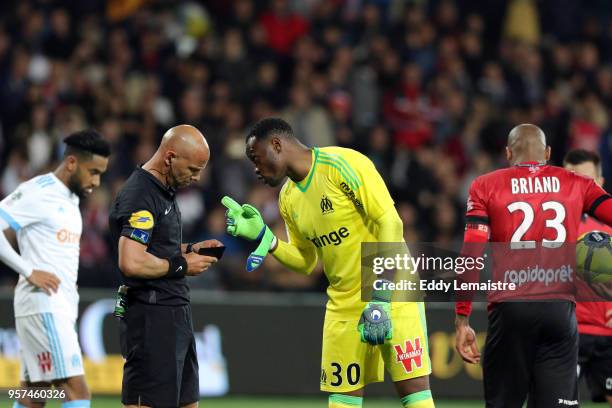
222, 118, 434, 408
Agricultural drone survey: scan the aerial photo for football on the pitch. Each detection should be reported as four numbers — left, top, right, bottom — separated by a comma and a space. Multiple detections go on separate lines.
576, 231, 612, 283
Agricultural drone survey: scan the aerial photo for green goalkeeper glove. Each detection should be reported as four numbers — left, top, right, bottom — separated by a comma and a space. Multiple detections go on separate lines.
222, 195, 276, 272
358, 284, 393, 345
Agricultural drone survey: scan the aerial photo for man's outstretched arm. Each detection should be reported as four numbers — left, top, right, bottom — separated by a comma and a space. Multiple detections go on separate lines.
270, 237, 318, 274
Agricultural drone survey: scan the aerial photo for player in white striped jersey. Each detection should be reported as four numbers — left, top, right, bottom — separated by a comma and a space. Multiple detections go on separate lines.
0, 130, 110, 408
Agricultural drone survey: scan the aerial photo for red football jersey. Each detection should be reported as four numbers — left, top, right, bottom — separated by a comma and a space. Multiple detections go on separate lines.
576, 216, 612, 336
466, 163, 607, 243
457, 162, 610, 313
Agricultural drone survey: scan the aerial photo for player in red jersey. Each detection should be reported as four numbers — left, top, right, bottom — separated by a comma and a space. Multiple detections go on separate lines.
564, 149, 612, 407
454, 124, 612, 408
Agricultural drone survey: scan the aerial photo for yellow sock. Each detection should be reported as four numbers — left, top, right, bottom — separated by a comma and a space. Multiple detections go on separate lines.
401, 390, 435, 408
329, 393, 363, 407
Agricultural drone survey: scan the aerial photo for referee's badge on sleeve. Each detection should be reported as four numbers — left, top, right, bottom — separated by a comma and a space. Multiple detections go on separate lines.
130, 229, 150, 244
129, 210, 154, 229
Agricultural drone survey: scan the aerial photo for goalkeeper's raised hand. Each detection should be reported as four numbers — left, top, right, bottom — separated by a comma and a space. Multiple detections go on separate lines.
358, 286, 393, 345
222, 195, 276, 272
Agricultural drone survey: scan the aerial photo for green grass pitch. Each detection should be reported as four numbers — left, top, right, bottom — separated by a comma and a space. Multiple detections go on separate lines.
0, 396, 604, 407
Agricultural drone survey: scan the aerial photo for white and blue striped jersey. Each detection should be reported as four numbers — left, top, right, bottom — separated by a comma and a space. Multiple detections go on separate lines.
0, 173, 82, 320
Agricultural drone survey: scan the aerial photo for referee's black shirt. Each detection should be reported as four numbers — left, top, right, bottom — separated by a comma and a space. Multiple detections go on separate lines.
109, 167, 187, 306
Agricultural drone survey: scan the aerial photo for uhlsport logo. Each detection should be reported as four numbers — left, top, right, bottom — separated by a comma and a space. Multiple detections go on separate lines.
320, 195, 334, 214
339, 182, 363, 209
394, 338, 424, 373
320, 369, 327, 385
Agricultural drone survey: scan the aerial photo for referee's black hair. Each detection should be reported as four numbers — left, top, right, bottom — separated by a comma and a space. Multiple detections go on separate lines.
63, 130, 111, 160
563, 149, 602, 175
246, 118, 296, 142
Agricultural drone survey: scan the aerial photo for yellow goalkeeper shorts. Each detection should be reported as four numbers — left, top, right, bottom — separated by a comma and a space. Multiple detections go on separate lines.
320, 302, 431, 393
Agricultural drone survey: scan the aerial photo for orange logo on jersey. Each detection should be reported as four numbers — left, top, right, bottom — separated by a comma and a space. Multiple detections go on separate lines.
57, 228, 81, 244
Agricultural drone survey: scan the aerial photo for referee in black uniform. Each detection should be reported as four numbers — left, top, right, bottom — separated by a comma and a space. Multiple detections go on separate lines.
109, 124, 222, 408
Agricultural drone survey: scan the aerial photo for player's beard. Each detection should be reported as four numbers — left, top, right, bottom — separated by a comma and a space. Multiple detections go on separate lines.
67, 172, 87, 198
266, 175, 284, 187
266, 167, 288, 187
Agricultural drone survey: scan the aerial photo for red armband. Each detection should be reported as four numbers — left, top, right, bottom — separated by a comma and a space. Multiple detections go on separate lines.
591, 195, 612, 226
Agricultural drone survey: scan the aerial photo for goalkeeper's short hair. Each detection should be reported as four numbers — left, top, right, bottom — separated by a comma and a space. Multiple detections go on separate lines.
247, 117, 296, 142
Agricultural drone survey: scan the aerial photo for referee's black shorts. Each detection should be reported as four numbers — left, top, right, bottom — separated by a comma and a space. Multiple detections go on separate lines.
483, 301, 578, 408
120, 302, 199, 407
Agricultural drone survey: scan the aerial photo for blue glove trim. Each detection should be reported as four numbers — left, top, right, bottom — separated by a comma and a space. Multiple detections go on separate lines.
246, 254, 265, 272
255, 225, 266, 242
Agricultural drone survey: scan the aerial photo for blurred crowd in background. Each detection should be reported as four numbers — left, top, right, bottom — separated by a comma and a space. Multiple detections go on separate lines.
0, 0, 611, 292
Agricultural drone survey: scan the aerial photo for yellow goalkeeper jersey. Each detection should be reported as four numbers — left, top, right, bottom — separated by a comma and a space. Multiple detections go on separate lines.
279, 146, 401, 320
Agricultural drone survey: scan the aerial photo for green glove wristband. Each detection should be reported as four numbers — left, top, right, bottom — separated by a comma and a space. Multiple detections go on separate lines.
246, 226, 276, 272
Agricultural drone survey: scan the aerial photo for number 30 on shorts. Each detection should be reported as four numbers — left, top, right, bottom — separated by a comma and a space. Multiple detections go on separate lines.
327, 362, 361, 386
